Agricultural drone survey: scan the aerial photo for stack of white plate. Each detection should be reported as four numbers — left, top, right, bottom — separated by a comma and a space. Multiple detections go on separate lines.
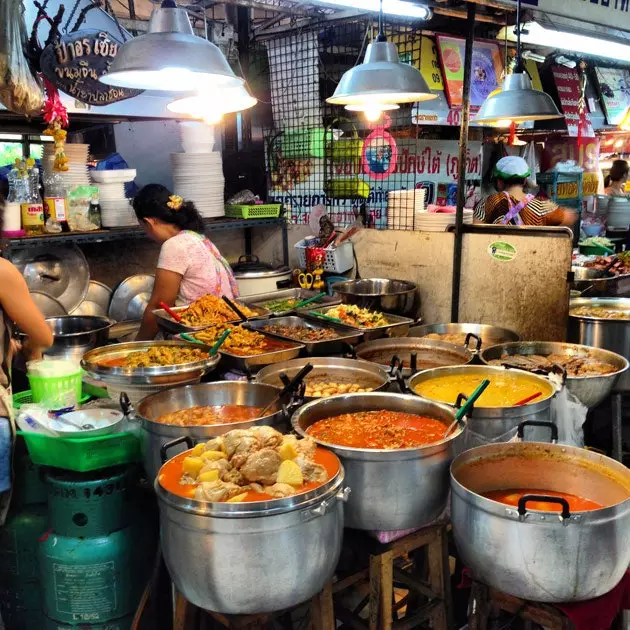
171, 152, 225, 218
90, 169, 137, 228
414, 209, 473, 232
386, 189, 425, 230
43, 143, 90, 192
179, 122, 216, 154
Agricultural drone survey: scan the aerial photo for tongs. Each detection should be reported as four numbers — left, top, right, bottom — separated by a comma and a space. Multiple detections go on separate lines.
222, 295, 248, 322
258, 363, 314, 417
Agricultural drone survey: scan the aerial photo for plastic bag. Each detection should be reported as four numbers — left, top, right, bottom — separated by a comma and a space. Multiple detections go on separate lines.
16, 404, 59, 436
0, 0, 44, 115
67, 186, 100, 231
522, 141, 539, 188
551, 386, 587, 447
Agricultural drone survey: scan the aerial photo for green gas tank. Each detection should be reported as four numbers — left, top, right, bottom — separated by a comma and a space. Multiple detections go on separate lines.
38, 466, 155, 626
42, 612, 134, 630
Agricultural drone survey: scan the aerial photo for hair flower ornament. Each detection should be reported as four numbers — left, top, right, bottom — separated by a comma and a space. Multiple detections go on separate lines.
167, 195, 184, 210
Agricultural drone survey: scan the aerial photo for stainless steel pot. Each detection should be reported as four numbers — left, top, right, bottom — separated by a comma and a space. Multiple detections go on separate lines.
355, 337, 474, 377
450, 424, 630, 602
332, 278, 419, 317
570, 267, 615, 294
32, 316, 113, 361
568, 298, 630, 391
133, 382, 290, 480
408, 366, 555, 442
255, 357, 391, 402
480, 341, 628, 408
292, 392, 465, 530
409, 323, 520, 354
156, 441, 347, 613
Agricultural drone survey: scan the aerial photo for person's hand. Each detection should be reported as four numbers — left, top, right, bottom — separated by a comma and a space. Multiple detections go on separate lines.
20, 339, 43, 361
9, 338, 22, 360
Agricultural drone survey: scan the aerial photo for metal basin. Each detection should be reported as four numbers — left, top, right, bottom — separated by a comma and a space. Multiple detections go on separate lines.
409, 323, 520, 354
450, 438, 630, 602
156, 447, 346, 613
408, 365, 555, 442
480, 341, 628, 408
292, 392, 465, 530
134, 382, 289, 480
568, 298, 630, 391
332, 278, 419, 317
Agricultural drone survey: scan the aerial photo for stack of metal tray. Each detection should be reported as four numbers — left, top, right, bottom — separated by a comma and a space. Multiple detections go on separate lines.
246, 288, 341, 316
245, 316, 363, 356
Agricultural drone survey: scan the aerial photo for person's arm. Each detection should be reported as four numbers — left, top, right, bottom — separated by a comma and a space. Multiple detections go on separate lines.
0, 259, 53, 354
136, 268, 182, 341
540, 200, 577, 227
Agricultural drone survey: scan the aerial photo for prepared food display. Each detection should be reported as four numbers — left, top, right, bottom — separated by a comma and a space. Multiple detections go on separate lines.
303, 377, 376, 398
98, 345, 208, 368
157, 405, 264, 427
192, 324, 296, 356
180, 294, 258, 326
422, 332, 504, 347
325, 304, 389, 328
570, 305, 630, 321
260, 298, 303, 312
484, 489, 603, 512
306, 410, 448, 449
486, 353, 618, 378
413, 371, 554, 407
159, 427, 337, 502
262, 324, 340, 342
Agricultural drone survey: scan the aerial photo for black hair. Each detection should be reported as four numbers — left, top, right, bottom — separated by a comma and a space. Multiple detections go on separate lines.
132, 184, 204, 233
494, 176, 527, 190
604, 159, 629, 188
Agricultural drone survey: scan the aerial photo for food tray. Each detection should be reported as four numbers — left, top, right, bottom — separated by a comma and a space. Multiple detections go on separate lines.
17, 430, 141, 472
81, 340, 220, 386
299, 305, 414, 341
294, 238, 354, 273
225, 204, 281, 219
246, 288, 341, 316
183, 330, 304, 371
153, 300, 270, 335
245, 316, 363, 356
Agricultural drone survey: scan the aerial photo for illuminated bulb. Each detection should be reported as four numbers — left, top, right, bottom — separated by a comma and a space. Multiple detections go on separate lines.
203, 111, 223, 125
364, 107, 383, 122
495, 119, 513, 128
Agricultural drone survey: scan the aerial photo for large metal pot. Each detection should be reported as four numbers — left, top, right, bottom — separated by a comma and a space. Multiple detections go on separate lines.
450, 424, 630, 602
133, 382, 289, 480
408, 366, 555, 442
292, 392, 465, 530
355, 337, 474, 377
331, 278, 419, 317
480, 341, 628, 409
37, 316, 113, 360
409, 323, 520, 354
568, 297, 630, 391
156, 440, 347, 613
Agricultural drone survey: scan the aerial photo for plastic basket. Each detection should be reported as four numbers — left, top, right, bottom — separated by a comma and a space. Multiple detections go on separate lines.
225, 204, 281, 219
295, 238, 354, 273
17, 430, 142, 472
27, 372, 83, 410
281, 128, 326, 158
13, 389, 91, 410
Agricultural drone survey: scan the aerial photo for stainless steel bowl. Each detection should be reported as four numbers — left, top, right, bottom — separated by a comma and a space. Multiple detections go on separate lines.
292, 392, 465, 530
480, 341, 628, 409
570, 267, 615, 294
332, 278, 419, 317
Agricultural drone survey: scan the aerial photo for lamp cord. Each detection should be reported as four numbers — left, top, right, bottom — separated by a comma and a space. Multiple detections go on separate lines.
514, 0, 524, 72
376, 0, 386, 42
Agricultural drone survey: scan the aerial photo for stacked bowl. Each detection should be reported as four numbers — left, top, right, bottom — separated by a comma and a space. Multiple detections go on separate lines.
43, 143, 90, 192
171, 152, 225, 218
386, 189, 425, 230
91, 170, 137, 228
415, 206, 473, 232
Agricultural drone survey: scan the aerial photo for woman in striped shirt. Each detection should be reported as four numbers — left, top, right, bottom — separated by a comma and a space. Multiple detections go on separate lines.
474, 156, 575, 227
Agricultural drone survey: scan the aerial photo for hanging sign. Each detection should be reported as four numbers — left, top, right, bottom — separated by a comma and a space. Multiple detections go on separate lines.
40, 30, 143, 106
362, 116, 398, 180
551, 66, 594, 138
594, 67, 630, 126
420, 37, 444, 91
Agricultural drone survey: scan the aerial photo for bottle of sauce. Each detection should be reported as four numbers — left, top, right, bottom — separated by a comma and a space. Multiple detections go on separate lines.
43, 170, 68, 233
20, 160, 45, 236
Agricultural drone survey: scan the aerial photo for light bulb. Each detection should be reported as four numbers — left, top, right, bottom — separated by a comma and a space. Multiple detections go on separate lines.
495, 119, 513, 128
364, 107, 383, 122
203, 111, 223, 125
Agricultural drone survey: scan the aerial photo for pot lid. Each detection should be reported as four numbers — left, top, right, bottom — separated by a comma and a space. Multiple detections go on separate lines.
231, 255, 291, 279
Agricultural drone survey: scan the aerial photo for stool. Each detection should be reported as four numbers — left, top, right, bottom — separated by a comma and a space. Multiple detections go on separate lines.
173, 585, 335, 630
333, 524, 452, 630
467, 581, 574, 630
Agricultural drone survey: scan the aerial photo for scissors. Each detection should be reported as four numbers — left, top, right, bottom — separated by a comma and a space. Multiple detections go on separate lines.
298, 272, 314, 289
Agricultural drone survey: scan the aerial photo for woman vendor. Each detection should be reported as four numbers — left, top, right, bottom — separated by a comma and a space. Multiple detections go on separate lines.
604, 159, 629, 196
474, 156, 575, 227
133, 184, 239, 340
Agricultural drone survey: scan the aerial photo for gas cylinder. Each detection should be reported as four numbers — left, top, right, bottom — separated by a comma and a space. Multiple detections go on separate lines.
42, 613, 134, 630
38, 466, 155, 627
0, 451, 48, 630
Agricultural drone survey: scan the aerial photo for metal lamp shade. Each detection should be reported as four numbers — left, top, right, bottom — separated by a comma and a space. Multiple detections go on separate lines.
327, 41, 437, 106
168, 85, 257, 117
474, 72, 563, 123
100, 6, 243, 91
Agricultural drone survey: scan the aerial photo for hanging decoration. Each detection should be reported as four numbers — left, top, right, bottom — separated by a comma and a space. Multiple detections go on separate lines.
362, 114, 399, 180
42, 77, 69, 172
576, 60, 589, 150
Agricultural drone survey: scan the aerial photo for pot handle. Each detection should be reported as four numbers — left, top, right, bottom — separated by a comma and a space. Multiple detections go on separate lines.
518, 495, 571, 520
464, 333, 482, 353
119, 392, 135, 420
160, 436, 195, 463
517, 421, 558, 443
300, 487, 352, 522
342, 343, 357, 359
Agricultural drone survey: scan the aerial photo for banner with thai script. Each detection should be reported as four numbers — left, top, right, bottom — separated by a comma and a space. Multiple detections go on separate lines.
545, 136, 600, 198
551, 66, 594, 138
267, 138, 482, 227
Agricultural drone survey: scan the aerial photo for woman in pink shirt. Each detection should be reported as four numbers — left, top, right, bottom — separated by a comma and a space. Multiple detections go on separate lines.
133, 184, 239, 340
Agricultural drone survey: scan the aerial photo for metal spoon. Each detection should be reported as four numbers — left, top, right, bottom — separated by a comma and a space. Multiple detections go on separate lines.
55, 415, 95, 431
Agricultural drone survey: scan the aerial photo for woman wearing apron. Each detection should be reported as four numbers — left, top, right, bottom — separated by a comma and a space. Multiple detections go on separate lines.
132, 184, 239, 341
474, 156, 576, 227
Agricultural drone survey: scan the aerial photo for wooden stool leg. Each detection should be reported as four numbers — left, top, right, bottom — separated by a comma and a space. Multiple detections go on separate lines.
173, 591, 196, 630
427, 528, 451, 630
310, 583, 335, 630
468, 582, 491, 630
369, 550, 394, 630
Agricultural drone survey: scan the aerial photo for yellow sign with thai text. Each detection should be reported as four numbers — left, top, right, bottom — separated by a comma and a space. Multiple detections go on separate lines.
420, 37, 444, 91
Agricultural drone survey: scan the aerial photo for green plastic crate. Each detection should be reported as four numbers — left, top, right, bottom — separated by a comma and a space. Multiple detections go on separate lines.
225, 204, 281, 219
16, 430, 142, 472
13, 389, 91, 410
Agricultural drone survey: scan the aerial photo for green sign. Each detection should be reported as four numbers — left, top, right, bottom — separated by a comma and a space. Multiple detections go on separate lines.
488, 241, 517, 262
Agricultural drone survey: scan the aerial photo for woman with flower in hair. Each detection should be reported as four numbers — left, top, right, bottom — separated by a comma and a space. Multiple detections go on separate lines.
133, 184, 239, 340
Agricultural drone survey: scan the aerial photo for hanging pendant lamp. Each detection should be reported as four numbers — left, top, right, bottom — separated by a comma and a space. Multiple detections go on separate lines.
100, 0, 243, 92
168, 84, 257, 123
474, 0, 562, 123
326, 0, 435, 114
